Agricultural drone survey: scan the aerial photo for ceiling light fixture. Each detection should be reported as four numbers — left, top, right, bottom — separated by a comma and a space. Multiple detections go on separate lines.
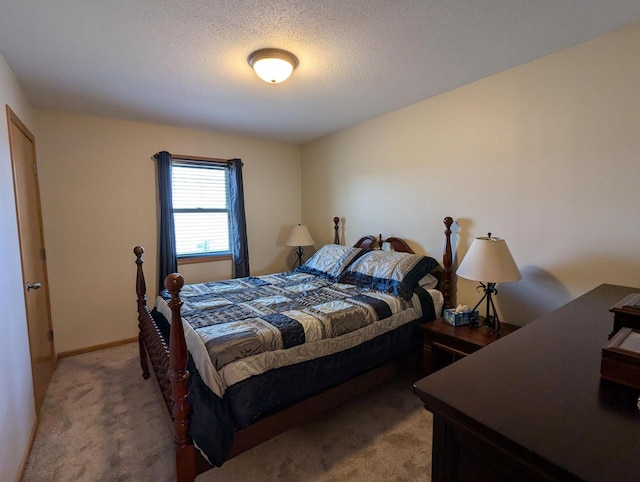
248, 48, 299, 84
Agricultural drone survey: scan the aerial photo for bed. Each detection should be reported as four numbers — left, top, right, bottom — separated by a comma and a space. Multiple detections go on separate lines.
133, 216, 454, 481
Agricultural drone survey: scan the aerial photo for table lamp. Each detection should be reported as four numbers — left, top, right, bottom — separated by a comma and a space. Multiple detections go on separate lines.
456, 233, 521, 336
286, 224, 315, 269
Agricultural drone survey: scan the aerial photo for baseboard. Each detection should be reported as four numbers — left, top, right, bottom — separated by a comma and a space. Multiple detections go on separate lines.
16, 417, 38, 482
57, 337, 138, 360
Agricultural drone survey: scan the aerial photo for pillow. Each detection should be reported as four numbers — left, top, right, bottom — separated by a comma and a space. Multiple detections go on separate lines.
418, 272, 439, 290
339, 250, 440, 300
296, 244, 364, 280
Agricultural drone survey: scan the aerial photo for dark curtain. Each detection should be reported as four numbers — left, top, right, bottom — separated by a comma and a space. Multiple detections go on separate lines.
155, 151, 177, 292
228, 158, 250, 278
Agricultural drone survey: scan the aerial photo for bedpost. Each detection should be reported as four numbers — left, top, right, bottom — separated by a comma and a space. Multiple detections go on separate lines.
333, 216, 340, 244
134, 246, 150, 379
442, 217, 454, 309
165, 273, 196, 482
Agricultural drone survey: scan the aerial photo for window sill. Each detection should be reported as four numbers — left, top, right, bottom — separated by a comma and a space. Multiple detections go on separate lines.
177, 253, 232, 265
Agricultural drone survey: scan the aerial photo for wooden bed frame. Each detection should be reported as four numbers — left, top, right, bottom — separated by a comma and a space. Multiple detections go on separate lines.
133, 216, 453, 482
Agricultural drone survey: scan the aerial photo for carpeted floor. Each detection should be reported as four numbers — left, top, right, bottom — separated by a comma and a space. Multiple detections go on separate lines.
23, 343, 433, 481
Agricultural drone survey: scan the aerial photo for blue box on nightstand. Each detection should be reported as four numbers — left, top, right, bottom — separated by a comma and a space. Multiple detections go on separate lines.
443, 309, 479, 327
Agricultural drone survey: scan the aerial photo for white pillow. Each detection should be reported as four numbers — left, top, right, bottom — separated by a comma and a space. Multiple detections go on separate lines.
418, 273, 438, 289
296, 244, 364, 280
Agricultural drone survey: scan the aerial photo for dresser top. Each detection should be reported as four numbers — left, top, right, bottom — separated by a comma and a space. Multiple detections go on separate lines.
414, 284, 640, 482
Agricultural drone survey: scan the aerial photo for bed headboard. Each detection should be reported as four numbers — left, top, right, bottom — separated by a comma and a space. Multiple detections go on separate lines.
352, 234, 414, 253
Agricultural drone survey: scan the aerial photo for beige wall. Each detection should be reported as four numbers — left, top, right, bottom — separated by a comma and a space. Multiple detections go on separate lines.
0, 53, 37, 482
302, 22, 640, 324
35, 111, 301, 353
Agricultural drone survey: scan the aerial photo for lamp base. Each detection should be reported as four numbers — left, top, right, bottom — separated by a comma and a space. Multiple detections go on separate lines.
292, 246, 305, 270
469, 282, 501, 336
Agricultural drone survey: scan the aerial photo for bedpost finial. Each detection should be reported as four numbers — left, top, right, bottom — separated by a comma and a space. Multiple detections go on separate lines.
443, 217, 453, 229
134, 245, 144, 258
165, 273, 185, 292
333, 216, 339, 225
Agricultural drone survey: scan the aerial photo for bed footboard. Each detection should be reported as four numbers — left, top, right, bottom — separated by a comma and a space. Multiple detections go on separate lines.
134, 246, 197, 481
165, 273, 196, 482
133, 247, 175, 413
134, 246, 150, 380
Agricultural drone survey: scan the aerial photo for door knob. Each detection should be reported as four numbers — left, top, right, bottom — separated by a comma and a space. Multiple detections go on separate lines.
26, 282, 42, 291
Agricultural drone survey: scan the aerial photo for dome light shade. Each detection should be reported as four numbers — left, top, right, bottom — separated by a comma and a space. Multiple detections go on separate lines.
248, 48, 298, 83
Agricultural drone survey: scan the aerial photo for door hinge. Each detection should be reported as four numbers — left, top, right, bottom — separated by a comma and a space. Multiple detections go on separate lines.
47, 329, 54, 341
41, 248, 46, 261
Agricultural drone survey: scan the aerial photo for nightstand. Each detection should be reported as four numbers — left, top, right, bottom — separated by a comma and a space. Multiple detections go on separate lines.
420, 318, 519, 374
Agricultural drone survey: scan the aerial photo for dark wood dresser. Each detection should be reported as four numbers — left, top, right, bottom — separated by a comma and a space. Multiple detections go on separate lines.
413, 284, 640, 482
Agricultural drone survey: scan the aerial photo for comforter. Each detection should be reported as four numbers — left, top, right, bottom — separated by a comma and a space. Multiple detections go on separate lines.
154, 270, 442, 465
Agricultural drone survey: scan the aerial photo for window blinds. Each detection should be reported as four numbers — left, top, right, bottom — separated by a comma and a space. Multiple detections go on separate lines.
171, 163, 231, 256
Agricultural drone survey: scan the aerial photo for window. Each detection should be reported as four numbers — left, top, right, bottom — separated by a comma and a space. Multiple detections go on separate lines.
171, 159, 231, 259
156, 150, 248, 287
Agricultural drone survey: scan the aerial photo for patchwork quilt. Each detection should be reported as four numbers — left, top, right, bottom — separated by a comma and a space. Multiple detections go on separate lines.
154, 270, 441, 465
157, 271, 438, 398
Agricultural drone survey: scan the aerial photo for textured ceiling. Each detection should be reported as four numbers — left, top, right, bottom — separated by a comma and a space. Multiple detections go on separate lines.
1, 1, 640, 144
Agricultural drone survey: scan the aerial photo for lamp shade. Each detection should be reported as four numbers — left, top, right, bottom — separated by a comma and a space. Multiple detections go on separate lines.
286, 225, 314, 247
457, 235, 521, 283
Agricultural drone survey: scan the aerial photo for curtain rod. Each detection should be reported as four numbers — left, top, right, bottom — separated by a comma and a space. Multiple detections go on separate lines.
153, 153, 241, 167
171, 154, 230, 163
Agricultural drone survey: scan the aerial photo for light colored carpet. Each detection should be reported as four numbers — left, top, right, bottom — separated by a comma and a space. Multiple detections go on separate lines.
23, 343, 433, 481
